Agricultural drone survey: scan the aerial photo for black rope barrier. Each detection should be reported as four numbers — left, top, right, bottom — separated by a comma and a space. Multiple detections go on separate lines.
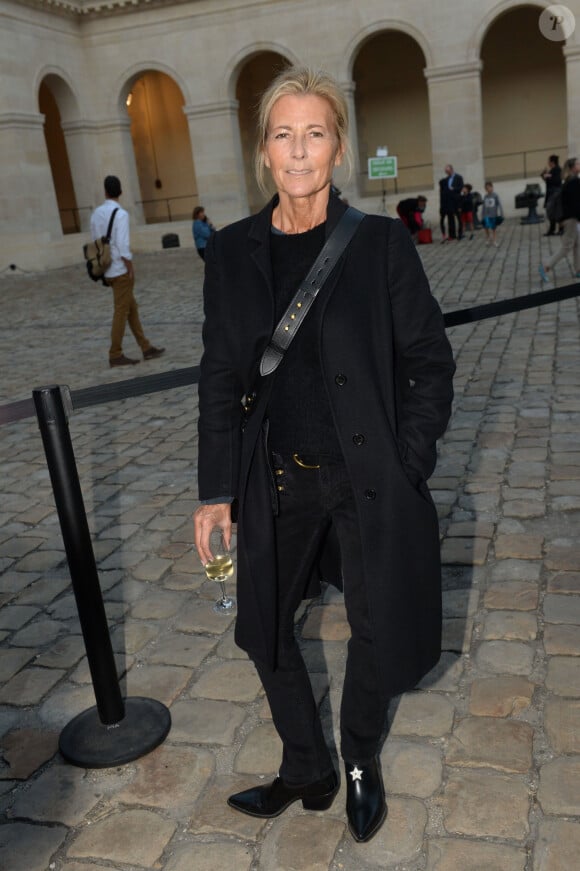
443, 280, 580, 328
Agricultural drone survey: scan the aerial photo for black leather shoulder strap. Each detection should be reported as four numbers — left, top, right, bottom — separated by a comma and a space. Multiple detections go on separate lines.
105, 208, 119, 242
259, 206, 365, 376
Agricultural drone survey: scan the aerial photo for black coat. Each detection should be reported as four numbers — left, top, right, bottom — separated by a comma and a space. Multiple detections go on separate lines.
198, 193, 456, 697
439, 173, 463, 212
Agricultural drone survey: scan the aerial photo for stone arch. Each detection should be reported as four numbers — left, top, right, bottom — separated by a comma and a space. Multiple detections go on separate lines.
122, 68, 197, 223
114, 61, 193, 117
227, 46, 296, 213
342, 20, 434, 81
349, 27, 433, 198
468, 0, 553, 60
478, 3, 567, 180
34, 66, 81, 123
38, 72, 80, 233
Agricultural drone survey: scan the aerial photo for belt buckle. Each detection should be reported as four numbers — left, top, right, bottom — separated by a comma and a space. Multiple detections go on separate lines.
292, 452, 320, 470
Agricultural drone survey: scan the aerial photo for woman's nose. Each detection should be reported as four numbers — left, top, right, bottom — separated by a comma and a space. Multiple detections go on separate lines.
290, 135, 306, 158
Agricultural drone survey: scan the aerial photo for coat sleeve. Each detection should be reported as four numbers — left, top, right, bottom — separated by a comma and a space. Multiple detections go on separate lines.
387, 220, 455, 480
197, 232, 244, 500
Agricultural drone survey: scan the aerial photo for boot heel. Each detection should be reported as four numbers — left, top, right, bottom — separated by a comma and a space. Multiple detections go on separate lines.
302, 790, 338, 812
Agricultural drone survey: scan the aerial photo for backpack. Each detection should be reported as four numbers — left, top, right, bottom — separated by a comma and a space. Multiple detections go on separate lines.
83, 208, 118, 284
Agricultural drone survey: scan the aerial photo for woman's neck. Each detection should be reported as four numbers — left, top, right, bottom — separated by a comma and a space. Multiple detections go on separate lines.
272, 189, 330, 234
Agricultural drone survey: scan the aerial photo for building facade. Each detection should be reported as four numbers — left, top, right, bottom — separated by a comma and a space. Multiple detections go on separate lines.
2, 0, 580, 269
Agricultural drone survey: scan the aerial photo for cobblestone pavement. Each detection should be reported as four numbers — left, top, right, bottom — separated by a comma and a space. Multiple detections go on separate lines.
1, 221, 580, 871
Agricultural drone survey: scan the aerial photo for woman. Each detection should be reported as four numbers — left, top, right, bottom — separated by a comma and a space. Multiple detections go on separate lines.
539, 157, 580, 282
194, 67, 455, 844
192, 205, 214, 260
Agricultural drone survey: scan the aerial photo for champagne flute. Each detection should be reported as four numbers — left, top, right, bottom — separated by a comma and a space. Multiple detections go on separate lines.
204, 527, 236, 613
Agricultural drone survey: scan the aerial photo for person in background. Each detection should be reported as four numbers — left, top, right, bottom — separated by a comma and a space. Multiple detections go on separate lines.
459, 184, 475, 240
396, 195, 427, 242
438, 164, 463, 242
192, 206, 215, 260
541, 154, 562, 236
481, 181, 503, 247
90, 175, 165, 367
193, 66, 455, 845
539, 157, 580, 282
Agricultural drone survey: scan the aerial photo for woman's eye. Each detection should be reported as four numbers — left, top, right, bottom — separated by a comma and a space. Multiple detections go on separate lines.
274, 132, 290, 139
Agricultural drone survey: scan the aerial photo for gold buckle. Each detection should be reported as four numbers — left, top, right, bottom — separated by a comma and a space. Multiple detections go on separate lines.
292, 453, 320, 470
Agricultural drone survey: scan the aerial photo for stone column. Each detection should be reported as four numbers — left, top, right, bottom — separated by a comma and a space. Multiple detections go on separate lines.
61, 120, 100, 232
424, 61, 485, 193
338, 79, 361, 201
92, 117, 144, 224
564, 45, 580, 156
0, 111, 62, 237
183, 99, 248, 226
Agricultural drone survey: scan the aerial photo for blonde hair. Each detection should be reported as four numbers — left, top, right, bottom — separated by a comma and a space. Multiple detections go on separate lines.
563, 157, 579, 181
254, 66, 353, 195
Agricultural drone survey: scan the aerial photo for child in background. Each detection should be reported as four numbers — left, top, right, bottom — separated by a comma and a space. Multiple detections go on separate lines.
459, 184, 474, 240
481, 181, 503, 247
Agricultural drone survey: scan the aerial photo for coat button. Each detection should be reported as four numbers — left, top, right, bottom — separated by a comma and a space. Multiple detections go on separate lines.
335, 373, 347, 386
352, 433, 365, 446
364, 489, 377, 500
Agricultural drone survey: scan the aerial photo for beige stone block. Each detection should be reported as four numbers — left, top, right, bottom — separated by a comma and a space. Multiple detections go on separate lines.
538, 756, 580, 815
390, 692, 455, 737
418, 652, 464, 691
495, 534, 543, 560
165, 843, 254, 871
0, 822, 67, 871
35, 636, 85, 669
216, 629, 251, 659
445, 521, 495, 538
503, 500, 545, 518
191, 774, 267, 839
442, 618, 473, 653
544, 698, 580, 753
475, 640, 534, 675
302, 603, 350, 641
442, 587, 479, 618
170, 698, 246, 744
0, 729, 59, 780
547, 572, 580, 594
427, 838, 527, 870
483, 581, 538, 610
546, 544, 580, 571
67, 809, 176, 865
129, 588, 187, 618
442, 770, 529, 840
145, 632, 216, 667
0, 666, 66, 706
116, 744, 214, 810
440, 537, 490, 565
545, 656, 580, 696
338, 796, 426, 868
123, 648, 188, 697
534, 819, 580, 871
111, 622, 159, 654
262, 814, 345, 871
469, 676, 534, 717
381, 739, 443, 798
544, 594, 580, 625
0, 648, 35, 682
481, 610, 537, 641
191, 660, 261, 702
173, 599, 235, 634
446, 717, 533, 773
11, 763, 101, 824
544, 624, 580, 655
235, 722, 282, 774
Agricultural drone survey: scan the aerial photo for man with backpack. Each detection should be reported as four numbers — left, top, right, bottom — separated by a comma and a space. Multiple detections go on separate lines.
90, 175, 164, 367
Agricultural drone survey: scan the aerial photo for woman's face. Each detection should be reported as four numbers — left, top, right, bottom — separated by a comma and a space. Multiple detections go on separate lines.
263, 94, 344, 202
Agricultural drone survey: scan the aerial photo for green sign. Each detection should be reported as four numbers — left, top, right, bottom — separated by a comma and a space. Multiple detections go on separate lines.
368, 156, 398, 179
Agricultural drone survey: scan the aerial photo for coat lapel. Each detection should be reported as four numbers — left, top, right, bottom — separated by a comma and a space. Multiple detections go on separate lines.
248, 196, 276, 299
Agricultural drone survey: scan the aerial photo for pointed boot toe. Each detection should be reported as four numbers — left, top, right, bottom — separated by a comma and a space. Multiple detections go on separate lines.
228, 770, 339, 819
345, 758, 387, 843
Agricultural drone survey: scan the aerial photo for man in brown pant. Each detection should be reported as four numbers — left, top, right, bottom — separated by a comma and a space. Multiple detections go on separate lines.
90, 175, 164, 366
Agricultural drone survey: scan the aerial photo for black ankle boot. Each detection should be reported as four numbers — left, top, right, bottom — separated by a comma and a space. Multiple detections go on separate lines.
227, 770, 339, 818
345, 757, 387, 842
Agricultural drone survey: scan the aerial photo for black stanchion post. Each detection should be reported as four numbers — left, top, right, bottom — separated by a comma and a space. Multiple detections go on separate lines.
33, 385, 171, 767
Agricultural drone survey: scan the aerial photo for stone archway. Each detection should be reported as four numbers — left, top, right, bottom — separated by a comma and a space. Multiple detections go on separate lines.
353, 31, 432, 199
481, 4, 567, 180
38, 76, 79, 234
126, 71, 197, 223
235, 51, 291, 214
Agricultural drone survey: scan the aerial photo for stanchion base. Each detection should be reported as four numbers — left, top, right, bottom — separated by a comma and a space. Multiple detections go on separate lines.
59, 697, 171, 768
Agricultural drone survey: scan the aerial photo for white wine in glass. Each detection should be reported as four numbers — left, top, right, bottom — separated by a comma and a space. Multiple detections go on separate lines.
205, 528, 236, 613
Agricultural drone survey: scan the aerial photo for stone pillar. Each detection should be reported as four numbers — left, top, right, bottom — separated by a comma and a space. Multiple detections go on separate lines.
564, 45, 580, 156
338, 80, 361, 201
424, 61, 485, 193
0, 111, 62, 237
183, 99, 248, 226
61, 120, 100, 232
92, 117, 144, 224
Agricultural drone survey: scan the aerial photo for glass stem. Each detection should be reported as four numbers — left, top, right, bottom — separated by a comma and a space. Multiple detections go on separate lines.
218, 580, 226, 601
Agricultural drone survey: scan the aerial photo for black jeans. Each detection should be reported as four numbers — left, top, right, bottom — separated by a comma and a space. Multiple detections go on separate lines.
251, 451, 387, 785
